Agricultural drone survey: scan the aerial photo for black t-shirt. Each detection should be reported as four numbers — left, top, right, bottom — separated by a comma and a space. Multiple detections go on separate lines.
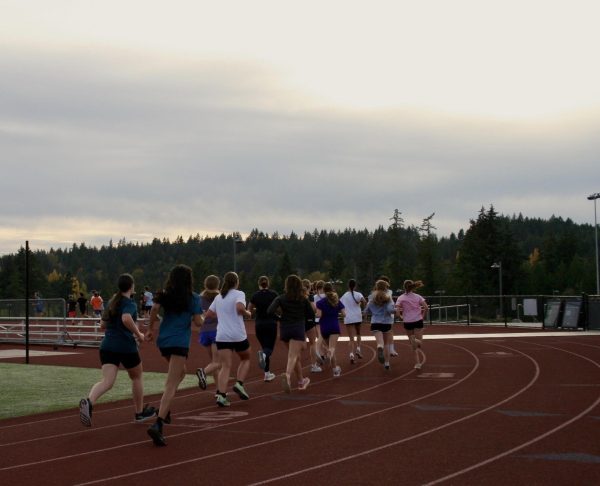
77, 297, 87, 311
267, 295, 315, 325
250, 289, 278, 319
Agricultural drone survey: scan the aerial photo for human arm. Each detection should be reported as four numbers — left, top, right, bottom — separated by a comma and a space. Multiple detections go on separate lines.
266, 296, 281, 317
420, 298, 429, 319
145, 303, 161, 342
122, 313, 144, 341
237, 302, 251, 318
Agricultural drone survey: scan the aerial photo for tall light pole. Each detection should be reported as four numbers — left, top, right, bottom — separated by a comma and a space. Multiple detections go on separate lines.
233, 233, 242, 273
588, 193, 600, 295
491, 262, 503, 317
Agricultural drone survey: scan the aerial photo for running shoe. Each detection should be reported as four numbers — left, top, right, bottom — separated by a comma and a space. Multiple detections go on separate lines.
281, 373, 291, 393
196, 367, 207, 390
377, 346, 385, 364
350, 352, 355, 364
135, 404, 157, 423
314, 351, 324, 365
414, 363, 422, 370
257, 351, 266, 370
384, 363, 390, 370
147, 421, 166, 446
333, 366, 341, 378
264, 371, 276, 382
310, 364, 323, 373
163, 411, 171, 424
298, 377, 310, 390
233, 381, 250, 400
79, 398, 92, 427
216, 394, 231, 407
390, 349, 399, 357
355, 347, 363, 359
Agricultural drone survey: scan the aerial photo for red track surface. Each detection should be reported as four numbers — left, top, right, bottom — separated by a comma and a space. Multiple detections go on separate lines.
1, 327, 600, 485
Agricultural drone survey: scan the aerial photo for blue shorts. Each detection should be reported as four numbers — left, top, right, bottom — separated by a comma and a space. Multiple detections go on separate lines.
199, 329, 217, 347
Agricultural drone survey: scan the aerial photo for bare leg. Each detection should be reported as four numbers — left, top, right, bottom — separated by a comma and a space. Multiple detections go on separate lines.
158, 355, 186, 419
236, 349, 251, 383
126, 363, 144, 413
88, 364, 119, 405
217, 349, 233, 394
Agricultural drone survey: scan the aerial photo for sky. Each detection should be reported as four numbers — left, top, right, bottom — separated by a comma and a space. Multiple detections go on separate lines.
1, 0, 600, 255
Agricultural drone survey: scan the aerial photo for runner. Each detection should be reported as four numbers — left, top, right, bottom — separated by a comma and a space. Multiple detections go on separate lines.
205, 272, 252, 407
312, 280, 328, 362
316, 282, 345, 377
365, 279, 396, 370
79, 273, 156, 427
142, 286, 154, 317
196, 275, 222, 391
339, 279, 366, 364
395, 279, 428, 370
267, 274, 313, 393
146, 264, 203, 446
90, 291, 104, 317
302, 278, 322, 373
248, 276, 278, 382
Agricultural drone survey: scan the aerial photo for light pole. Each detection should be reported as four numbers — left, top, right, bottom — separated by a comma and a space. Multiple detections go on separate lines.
233, 233, 242, 273
588, 193, 600, 295
491, 262, 503, 318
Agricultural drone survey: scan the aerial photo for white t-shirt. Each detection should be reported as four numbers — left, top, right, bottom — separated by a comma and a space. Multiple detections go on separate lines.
143, 291, 154, 307
313, 293, 325, 322
210, 289, 247, 342
340, 290, 365, 324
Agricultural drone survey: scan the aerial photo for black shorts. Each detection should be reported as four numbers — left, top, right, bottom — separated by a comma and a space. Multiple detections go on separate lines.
99, 349, 141, 369
403, 320, 424, 331
371, 323, 392, 333
305, 320, 317, 332
216, 339, 250, 352
280, 322, 306, 342
159, 346, 189, 358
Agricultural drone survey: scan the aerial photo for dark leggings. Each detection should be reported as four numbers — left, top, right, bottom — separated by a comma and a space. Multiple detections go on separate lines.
255, 318, 277, 372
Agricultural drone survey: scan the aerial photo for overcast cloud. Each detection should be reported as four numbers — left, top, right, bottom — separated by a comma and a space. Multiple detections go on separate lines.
1, 1, 600, 255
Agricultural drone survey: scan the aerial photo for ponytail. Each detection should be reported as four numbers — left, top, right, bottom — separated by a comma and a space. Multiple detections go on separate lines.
221, 272, 239, 298
106, 273, 134, 319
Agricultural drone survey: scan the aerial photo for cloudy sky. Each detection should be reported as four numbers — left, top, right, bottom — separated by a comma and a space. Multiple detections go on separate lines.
1, 0, 600, 255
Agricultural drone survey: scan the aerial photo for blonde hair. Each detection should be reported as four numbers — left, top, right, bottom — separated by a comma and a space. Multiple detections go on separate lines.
373, 280, 391, 306
201, 275, 220, 298
404, 279, 424, 293
323, 282, 339, 307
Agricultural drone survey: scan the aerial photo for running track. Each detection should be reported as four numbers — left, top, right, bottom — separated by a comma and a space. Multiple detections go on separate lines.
1, 328, 600, 485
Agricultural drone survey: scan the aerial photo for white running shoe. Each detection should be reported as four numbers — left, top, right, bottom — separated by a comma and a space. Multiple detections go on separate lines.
311, 364, 323, 373
350, 353, 355, 364
297, 377, 310, 390
414, 363, 422, 370
333, 366, 341, 378
264, 371, 276, 382
390, 349, 399, 357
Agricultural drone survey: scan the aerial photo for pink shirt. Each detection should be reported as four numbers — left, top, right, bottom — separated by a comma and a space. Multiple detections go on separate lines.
396, 292, 426, 323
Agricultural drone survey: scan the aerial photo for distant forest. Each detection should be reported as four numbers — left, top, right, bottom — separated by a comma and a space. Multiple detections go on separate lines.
0, 206, 597, 301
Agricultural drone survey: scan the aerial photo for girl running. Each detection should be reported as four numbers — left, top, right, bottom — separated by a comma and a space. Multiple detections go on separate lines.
267, 274, 313, 393
146, 264, 203, 446
339, 279, 366, 364
312, 280, 328, 363
196, 275, 222, 390
248, 276, 279, 382
302, 278, 322, 373
395, 280, 428, 370
316, 282, 345, 377
205, 272, 252, 407
79, 274, 156, 427
365, 280, 395, 370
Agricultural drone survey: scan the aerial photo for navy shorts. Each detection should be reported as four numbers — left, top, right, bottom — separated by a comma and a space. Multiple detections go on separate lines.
99, 349, 141, 369
371, 323, 392, 333
403, 320, 424, 331
216, 339, 250, 352
199, 329, 217, 347
160, 346, 189, 358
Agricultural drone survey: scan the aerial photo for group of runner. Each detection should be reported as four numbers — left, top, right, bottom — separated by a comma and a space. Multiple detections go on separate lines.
78, 266, 428, 447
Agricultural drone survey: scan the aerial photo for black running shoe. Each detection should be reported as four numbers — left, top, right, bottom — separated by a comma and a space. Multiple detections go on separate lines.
147, 421, 166, 446
135, 404, 157, 423
196, 368, 207, 390
79, 398, 92, 427
163, 411, 171, 424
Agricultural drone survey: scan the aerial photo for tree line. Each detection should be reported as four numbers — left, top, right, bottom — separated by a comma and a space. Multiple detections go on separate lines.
0, 206, 597, 302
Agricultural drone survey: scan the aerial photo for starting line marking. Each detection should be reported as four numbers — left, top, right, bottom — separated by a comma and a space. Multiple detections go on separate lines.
0, 349, 79, 359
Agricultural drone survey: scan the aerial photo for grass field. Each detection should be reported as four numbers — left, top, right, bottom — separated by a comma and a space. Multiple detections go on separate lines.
0, 363, 208, 419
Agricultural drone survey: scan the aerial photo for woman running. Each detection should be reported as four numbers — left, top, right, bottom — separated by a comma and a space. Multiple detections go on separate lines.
312, 280, 328, 362
79, 274, 156, 427
339, 279, 366, 364
196, 275, 222, 390
302, 278, 322, 373
365, 280, 396, 370
267, 274, 313, 393
316, 282, 345, 377
395, 280, 428, 370
248, 276, 279, 382
146, 264, 203, 446
205, 272, 252, 407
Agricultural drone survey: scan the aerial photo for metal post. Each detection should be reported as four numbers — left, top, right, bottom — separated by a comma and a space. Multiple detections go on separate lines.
491, 262, 503, 319
25, 241, 30, 364
588, 193, 600, 295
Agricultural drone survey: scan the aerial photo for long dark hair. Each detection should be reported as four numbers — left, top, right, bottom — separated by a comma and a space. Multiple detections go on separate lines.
348, 278, 359, 304
220, 272, 239, 298
284, 274, 303, 301
155, 264, 194, 313
106, 273, 134, 319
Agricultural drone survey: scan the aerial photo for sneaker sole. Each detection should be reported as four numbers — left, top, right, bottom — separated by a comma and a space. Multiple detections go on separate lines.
216, 399, 231, 407
233, 386, 250, 400
79, 399, 91, 427
196, 369, 207, 390
135, 414, 156, 423
147, 427, 166, 446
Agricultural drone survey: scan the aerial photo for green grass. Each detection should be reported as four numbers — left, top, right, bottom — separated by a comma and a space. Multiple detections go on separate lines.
0, 363, 211, 420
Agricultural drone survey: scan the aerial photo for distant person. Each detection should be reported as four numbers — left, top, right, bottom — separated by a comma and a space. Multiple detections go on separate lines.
365, 280, 396, 370
196, 275, 222, 391
204, 272, 252, 407
142, 286, 154, 317
33, 292, 44, 317
302, 278, 322, 373
339, 279, 366, 363
395, 280, 428, 370
369, 275, 398, 357
90, 291, 104, 317
79, 273, 156, 427
146, 264, 203, 446
77, 292, 88, 317
67, 295, 77, 318
268, 274, 313, 393
316, 282, 345, 377
312, 280, 328, 362
248, 276, 278, 382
